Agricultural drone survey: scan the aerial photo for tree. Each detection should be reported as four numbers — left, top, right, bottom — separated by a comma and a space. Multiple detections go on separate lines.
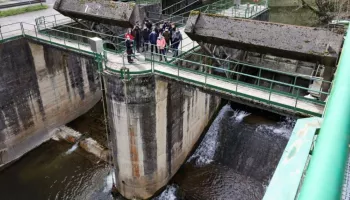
300, 0, 350, 23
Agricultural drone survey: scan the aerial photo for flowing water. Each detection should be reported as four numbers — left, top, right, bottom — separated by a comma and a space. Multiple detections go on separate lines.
0, 103, 295, 200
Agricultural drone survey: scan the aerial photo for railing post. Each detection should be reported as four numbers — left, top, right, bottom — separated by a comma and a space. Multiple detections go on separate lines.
20, 23, 24, 36
257, 68, 261, 86
236, 72, 238, 92
122, 54, 125, 67
294, 88, 299, 110
268, 81, 273, 101
151, 53, 154, 73
0, 25, 3, 40
292, 76, 297, 94
54, 15, 57, 27
34, 25, 38, 38
204, 66, 207, 87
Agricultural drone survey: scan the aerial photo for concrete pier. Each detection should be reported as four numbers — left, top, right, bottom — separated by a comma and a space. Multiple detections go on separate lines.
104, 73, 221, 199
0, 38, 102, 166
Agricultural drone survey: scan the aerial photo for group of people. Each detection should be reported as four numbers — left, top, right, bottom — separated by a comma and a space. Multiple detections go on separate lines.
125, 19, 183, 63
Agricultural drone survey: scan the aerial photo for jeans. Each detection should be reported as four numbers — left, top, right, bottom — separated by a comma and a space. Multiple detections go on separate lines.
151, 44, 158, 54
142, 40, 149, 51
172, 43, 179, 57
126, 49, 133, 62
159, 49, 166, 61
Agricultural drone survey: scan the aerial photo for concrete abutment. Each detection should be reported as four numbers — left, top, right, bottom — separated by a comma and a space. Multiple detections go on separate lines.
104, 73, 221, 199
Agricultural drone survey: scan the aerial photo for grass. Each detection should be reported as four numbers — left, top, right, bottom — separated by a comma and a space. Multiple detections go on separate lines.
0, 4, 48, 18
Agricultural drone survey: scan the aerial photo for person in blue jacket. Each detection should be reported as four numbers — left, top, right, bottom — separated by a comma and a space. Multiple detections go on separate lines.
149, 28, 158, 54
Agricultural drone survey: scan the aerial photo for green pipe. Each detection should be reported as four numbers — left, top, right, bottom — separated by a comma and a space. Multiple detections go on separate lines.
299, 26, 350, 199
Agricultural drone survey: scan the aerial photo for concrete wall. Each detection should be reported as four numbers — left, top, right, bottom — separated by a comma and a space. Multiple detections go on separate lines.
0, 38, 102, 166
105, 74, 221, 199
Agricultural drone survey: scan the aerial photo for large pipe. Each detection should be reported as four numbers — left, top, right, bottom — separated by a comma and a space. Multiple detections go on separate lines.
299, 27, 350, 199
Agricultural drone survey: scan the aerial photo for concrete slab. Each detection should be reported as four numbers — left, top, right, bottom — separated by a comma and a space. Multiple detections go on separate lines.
54, 0, 160, 27
185, 12, 344, 66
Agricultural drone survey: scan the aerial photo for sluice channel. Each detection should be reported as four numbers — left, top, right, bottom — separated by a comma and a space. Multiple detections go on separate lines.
0, 102, 294, 200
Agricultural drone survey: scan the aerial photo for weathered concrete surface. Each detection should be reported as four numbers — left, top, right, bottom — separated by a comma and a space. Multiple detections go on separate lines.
54, 0, 161, 27
104, 73, 220, 199
0, 38, 101, 166
185, 12, 344, 66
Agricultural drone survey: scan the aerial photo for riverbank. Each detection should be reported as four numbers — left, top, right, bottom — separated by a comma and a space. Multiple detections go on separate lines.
0, 4, 48, 17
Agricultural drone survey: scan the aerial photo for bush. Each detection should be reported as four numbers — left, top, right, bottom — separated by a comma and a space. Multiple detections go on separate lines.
0, 4, 48, 18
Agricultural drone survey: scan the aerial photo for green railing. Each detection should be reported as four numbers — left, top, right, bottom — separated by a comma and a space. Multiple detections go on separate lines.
103, 43, 328, 116
0, 22, 100, 57
135, 0, 160, 5
0, 21, 326, 116
298, 26, 350, 200
35, 14, 75, 30
204, 0, 267, 18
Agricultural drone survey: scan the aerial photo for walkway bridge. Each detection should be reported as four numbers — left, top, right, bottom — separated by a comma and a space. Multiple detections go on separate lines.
0, 0, 349, 199
0, 0, 333, 117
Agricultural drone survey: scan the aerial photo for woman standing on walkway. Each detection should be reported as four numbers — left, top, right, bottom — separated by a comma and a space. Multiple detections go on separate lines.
157, 35, 167, 61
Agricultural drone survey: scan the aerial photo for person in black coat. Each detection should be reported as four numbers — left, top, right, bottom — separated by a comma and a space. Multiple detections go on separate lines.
145, 19, 152, 30
142, 26, 151, 52
125, 35, 134, 63
132, 25, 141, 53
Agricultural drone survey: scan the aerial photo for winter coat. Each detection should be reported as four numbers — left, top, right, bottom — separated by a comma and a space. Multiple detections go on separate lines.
145, 21, 152, 30
157, 37, 166, 50
149, 31, 158, 44
125, 39, 133, 51
142, 28, 151, 41
132, 27, 141, 44
172, 31, 183, 45
124, 33, 134, 40
163, 31, 170, 42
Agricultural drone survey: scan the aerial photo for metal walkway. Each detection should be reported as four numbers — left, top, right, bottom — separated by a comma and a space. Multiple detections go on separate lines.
0, 10, 327, 116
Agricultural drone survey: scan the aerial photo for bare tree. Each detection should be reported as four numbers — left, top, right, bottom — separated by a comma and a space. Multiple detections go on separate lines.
300, 0, 350, 23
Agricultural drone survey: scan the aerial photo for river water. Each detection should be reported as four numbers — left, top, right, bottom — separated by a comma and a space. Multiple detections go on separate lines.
0, 102, 295, 200
0, 6, 309, 200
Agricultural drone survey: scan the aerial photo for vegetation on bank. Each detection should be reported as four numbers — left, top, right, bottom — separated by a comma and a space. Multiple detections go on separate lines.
0, 4, 48, 18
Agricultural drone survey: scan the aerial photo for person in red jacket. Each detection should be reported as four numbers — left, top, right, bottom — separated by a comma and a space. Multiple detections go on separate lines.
124, 28, 134, 40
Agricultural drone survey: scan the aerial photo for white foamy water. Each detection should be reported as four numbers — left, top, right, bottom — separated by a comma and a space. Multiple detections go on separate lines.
231, 110, 251, 122
103, 171, 115, 192
255, 117, 295, 139
187, 105, 251, 166
155, 185, 178, 200
65, 143, 79, 155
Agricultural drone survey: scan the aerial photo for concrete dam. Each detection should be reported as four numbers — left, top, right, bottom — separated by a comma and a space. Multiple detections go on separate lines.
1, 0, 350, 199
0, 38, 102, 166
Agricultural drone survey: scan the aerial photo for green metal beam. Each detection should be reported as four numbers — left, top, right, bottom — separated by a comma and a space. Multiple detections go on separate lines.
299, 27, 350, 199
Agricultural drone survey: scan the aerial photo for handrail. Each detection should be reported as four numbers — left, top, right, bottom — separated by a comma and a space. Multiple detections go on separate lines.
174, 50, 331, 83
162, 0, 187, 12
1, 21, 327, 117
298, 26, 350, 200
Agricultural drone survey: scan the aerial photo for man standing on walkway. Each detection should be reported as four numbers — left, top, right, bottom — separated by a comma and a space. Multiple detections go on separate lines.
132, 25, 141, 53
171, 28, 183, 57
125, 35, 134, 63
163, 27, 171, 53
149, 28, 158, 54
142, 26, 150, 52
